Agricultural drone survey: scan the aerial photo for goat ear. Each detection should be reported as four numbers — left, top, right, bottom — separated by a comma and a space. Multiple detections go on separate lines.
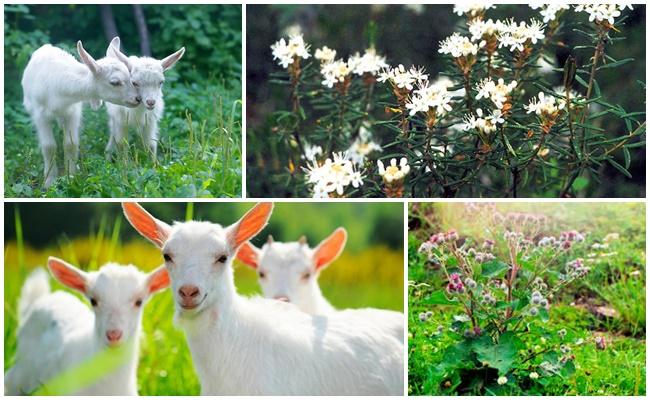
122, 202, 171, 248
237, 242, 260, 269
226, 203, 274, 252
47, 257, 88, 294
160, 47, 185, 71
313, 228, 347, 270
146, 265, 170, 295
77, 40, 100, 75
107, 37, 132, 72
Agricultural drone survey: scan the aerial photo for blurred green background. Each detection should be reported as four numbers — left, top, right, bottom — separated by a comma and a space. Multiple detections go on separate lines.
4, 202, 403, 395
4, 4, 242, 197
246, 4, 646, 197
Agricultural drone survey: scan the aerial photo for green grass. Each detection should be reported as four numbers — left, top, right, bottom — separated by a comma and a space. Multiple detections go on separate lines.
408, 203, 646, 396
4, 207, 403, 395
4, 79, 242, 198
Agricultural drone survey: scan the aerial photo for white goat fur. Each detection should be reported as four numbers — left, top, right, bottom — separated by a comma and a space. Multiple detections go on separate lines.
4, 260, 168, 395
123, 203, 404, 395
238, 235, 405, 342
21, 38, 140, 187
105, 43, 185, 157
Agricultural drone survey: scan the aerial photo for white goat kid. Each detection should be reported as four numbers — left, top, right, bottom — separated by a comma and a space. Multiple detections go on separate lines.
237, 229, 404, 341
122, 202, 404, 395
4, 258, 169, 395
21, 38, 140, 187
105, 42, 185, 158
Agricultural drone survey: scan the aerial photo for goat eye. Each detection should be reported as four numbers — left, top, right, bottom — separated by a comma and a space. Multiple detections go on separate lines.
90, 298, 98, 307
132, 81, 139, 87
163, 253, 173, 262
217, 255, 228, 264
135, 299, 143, 307
258, 271, 266, 279
302, 272, 311, 280
159, 81, 164, 87
110, 80, 121, 87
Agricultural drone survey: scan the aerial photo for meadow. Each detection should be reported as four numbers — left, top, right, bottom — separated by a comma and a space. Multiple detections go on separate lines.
408, 202, 646, 395
4, 5, 242, 198
4, 202, 404, 395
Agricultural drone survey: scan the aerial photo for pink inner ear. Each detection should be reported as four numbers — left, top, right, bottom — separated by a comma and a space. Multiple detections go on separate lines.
231, 203, 273, 249
148, 267, 170, 294
237, 243, 259, 269
48, 258, 86, 293
122, 203, 169, 247
314, 229, 347, 270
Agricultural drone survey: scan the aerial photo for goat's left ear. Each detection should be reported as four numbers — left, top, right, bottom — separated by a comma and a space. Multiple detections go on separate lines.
160, 47, 185, 71
313, 228, 347, 270
106, 37, 133, 72
226, 203, 274, 252
77, 40, 101, 75
146, 265, 170, 296
122, 202, 172, 248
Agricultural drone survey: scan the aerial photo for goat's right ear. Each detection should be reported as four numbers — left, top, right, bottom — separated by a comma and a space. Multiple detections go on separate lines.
160, 47, 185, 71
122, 202, 171, 248
48, 257, 88, 294
226, 203, 274, 252
77, 40, 101, 75
313, 228, 347, 270
107, 37, 132, 72
237, 242, 260, 269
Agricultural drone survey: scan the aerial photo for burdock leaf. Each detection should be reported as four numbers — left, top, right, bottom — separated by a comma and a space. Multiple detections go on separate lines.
472, 332, 522, 375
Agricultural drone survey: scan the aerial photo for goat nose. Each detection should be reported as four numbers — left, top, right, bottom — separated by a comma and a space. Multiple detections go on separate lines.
135, 95, 142, 103
179, 285, 200, 299
146, 99, 155, 107
274, 295, 290, 302
106, 329, 123, 343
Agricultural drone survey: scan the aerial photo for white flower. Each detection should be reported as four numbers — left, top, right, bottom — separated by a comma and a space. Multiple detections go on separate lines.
575, 4, 633, 25
282, 24, 303, 37
378, 158, 410, 183
439, 33, 480, 58
404, 4, 425, 15
468, 18, 506, 41
406, 79, 454, 116
347, 48, 388, 76
498, 19, 546, 52
453, 3, 495, 17
347, 136, 382, 165
530, 4, 570, 23
302, 143, 323, 162
303, 152, 364, 197
378, 64, 428, 91
474, 78, 517, 109
314, 46, 337, 64
529, 371, 540, 379
497, 376, 508, 385
463, 108, 504, 134
271, 34, 311, 68
320, 59, 350, 88
525, 92, 566, 116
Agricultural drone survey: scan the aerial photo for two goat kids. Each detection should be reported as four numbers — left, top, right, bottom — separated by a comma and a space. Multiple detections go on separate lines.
21, 37, 184, 187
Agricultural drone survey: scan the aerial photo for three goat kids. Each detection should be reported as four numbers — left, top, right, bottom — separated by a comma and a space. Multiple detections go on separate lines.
123, 202, 404, 395
238, 230, 404, 341
5, 258, 169, 395
22, 37, 184, 187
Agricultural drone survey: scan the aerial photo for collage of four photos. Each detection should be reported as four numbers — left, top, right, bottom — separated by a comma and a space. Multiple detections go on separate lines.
2, 3, 647, 397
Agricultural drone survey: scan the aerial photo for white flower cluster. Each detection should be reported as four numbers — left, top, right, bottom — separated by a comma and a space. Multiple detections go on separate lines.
347, 130, 382, 165
302, 143, 323, 162
468, 18, 505, 42
453, 3, 495, 17
463, 108, 505, 134
320, 59, 351, 88
498, 18, 546, 52
406, 79, 454, 116
314, 46, 337, 63
348, 48, 389, 76
378, 64, 428, 91
303, 152, 363, 197
475, 78, 517, 109
575, 3, 633, 25
525, 92, 566, 116
530, 3, 570, 23
377, 158, 410, 183
438, 33, 480, 58
271, 34, 311, 68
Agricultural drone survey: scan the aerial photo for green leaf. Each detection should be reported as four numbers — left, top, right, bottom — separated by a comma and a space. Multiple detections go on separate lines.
423, 290, 457, 306
607, 158, 632, 178
571, 176, 590, 191
472, 332, 522, 375
623, 147, 631, 169
481, 260, 509, 278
